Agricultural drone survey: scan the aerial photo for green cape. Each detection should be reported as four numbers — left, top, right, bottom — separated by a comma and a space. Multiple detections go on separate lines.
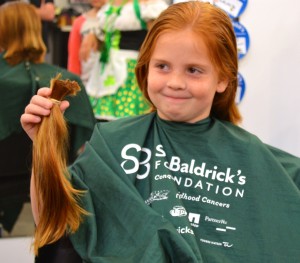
69, 113, 300, 262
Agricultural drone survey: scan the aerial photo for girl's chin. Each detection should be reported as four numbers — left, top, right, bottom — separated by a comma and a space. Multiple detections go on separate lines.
157, 111, 186, 122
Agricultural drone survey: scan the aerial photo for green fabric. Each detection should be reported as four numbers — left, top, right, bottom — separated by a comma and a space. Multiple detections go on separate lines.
91, 1, 150, 120
0, 53, 96, 161
69, 113, 300, 262
133, 0, 147, 30
89, 59, 150, 119
99, 0, 146, 69
99, 2, 124, 69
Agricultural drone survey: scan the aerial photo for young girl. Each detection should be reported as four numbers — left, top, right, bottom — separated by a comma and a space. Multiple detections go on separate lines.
21, 2, 300, 262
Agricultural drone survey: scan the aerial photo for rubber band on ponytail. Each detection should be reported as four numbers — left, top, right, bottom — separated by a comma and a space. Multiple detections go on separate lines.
49, 98, 61, 105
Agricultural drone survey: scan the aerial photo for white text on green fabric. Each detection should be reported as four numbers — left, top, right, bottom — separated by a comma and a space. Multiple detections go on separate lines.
121, 143, 247, 198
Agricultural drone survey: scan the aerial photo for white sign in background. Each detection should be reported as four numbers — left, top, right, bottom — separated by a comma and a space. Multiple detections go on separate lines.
213, 0, 244, 18
238, 0, 300, 157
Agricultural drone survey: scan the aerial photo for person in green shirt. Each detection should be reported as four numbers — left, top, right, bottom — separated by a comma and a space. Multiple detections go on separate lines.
21, 1, 300, 262
0, 1, 95, 238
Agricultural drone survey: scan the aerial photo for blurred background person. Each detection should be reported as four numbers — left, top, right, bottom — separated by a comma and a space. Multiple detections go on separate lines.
31, 0, 55, 54
68, 0, 107, 86
80, 0, 168, 121
0, 1, 95, 238
0, 0, 55, 62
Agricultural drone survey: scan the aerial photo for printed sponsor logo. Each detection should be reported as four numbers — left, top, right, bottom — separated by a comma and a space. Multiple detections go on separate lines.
205, 216, 227, 225
145, 190, 170, 205
170, 204, 201, 228
216, 226, 236, 232
204, 215, 236, 233
199, 215, 235, 248
170, 206, 187, 217
188, 212, 200, 228
223, 242, 233, 247
200, 239, 234, 248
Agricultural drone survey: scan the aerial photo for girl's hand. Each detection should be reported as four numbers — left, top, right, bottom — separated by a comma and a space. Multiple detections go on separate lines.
20, 87, 70, 141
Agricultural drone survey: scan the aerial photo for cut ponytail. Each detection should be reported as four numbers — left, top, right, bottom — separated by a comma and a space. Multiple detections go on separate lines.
32, 74, 88, 255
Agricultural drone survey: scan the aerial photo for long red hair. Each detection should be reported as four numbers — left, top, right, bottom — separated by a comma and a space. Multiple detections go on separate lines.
32, 74, 88, 255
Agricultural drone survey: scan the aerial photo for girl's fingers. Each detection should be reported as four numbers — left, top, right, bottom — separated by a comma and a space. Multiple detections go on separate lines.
20, 113, 41, 141
60, 100, 70, 112
21, 87, 71, 141
34, 88, 70, 112
20, 113, 42, 126
37, 87, 52, 96
24, 101, 52, 116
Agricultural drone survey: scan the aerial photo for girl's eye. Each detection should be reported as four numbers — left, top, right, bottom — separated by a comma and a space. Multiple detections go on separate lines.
156, 63, 168, 70
188, 67, 201, 74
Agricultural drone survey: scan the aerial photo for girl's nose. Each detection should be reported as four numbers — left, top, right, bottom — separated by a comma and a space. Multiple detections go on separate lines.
166, 72, 186, 90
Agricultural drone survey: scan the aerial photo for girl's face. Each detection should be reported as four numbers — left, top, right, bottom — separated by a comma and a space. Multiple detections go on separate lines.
147, 29, 228, 123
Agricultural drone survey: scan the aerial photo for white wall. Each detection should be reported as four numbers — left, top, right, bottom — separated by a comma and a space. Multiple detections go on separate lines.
0, 237, 34, 263
238, 0, 300, 157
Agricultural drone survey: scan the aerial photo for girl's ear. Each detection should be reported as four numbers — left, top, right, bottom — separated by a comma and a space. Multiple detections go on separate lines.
216, 79, 229, 93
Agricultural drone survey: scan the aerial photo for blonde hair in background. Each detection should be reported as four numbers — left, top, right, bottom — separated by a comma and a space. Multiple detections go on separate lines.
136, 1, 242, 124
32, 74, 88, 255
0, 1, 46, 65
